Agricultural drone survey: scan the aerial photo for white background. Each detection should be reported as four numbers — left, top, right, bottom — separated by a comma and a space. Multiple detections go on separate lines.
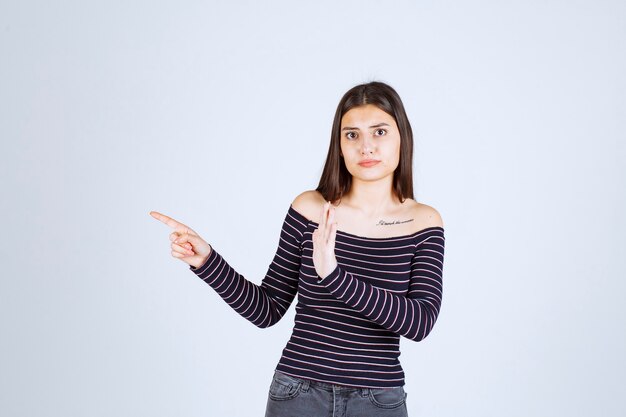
1, 1, 625, 416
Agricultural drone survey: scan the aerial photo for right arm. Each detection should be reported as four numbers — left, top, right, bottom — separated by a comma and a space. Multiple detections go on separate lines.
187, 205, 307, 328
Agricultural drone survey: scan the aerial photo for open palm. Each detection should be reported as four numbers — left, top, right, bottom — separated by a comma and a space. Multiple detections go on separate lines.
312, 202, 339, 280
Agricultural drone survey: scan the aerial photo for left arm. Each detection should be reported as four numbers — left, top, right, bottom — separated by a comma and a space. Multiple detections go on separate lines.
319, 232, 445, 341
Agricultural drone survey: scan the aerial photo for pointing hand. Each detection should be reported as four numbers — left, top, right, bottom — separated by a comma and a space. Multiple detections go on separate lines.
149, 211, 212, 269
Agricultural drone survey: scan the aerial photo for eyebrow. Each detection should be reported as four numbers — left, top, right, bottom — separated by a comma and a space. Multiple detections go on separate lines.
341, 122, 390, 131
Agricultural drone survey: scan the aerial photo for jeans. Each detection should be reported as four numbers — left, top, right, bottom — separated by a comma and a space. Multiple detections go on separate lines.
264, 371, 409, 417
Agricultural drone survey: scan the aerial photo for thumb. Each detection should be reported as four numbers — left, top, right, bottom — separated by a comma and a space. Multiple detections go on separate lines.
175, 233, 201, 246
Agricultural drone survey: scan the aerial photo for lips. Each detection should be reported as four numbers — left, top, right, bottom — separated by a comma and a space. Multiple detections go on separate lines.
358, 159, 381, 167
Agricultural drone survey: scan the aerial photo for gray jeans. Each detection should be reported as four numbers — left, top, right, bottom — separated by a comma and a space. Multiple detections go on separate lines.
264, 371, 409, 417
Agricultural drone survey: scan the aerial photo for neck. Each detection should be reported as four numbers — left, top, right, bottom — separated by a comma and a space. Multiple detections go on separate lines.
340, 176, 400, 217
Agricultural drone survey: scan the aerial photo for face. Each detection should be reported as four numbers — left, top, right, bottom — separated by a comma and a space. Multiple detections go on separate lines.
339, 104, 401, 182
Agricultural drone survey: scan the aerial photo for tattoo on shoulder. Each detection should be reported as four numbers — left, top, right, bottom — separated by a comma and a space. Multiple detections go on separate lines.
376, 218, 415, 226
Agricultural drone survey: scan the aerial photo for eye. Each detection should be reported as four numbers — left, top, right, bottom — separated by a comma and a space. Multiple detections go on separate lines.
345, 131, 357, 140
374, 128, 387, 136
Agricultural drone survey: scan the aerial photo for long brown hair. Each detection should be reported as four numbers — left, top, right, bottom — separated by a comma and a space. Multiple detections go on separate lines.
316, 81, 415, 205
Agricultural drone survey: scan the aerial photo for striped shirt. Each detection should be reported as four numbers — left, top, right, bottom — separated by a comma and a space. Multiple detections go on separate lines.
189, 204, 445, 388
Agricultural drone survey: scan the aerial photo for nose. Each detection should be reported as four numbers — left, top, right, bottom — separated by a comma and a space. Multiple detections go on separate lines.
360, 134, 375, 155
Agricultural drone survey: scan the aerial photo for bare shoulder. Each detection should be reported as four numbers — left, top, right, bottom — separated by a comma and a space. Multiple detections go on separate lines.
291, 190, 326, 222
408, 200, 444, 230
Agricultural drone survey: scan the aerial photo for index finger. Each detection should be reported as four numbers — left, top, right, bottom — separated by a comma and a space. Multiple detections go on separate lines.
149, 211, 188, 230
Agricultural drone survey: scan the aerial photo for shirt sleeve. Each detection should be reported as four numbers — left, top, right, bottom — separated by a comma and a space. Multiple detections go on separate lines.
319, 229, 445, 341
188, 205, 308, 328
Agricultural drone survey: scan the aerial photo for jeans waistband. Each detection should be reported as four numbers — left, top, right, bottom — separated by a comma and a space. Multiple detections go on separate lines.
275, 370, 377, 395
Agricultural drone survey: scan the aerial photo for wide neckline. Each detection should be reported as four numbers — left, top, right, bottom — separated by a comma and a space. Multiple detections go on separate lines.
289, 204, 444, 241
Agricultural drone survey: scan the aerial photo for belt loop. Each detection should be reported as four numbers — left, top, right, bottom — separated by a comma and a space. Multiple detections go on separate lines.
360, 388, 369, 397
300, 378, 310, 392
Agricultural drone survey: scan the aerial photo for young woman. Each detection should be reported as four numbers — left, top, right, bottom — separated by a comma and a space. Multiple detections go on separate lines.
150, 81, 445, 417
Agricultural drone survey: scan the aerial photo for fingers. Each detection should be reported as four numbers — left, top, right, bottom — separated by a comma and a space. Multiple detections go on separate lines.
173, 232, 205, 251
149, 211, 196, 234
327, 204, 337, 243
171, 233, 195, 256
327, 219, 337, 247
169, 231, 196, 257
319, 201, 332, 234
170, 231, 193, 250
325, 204, 333, 242
317, 201, 337, 244
318, 202, 327, 235
171, 241, 195, 257
149, 210, 184, 229
150, 211, 204, 261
